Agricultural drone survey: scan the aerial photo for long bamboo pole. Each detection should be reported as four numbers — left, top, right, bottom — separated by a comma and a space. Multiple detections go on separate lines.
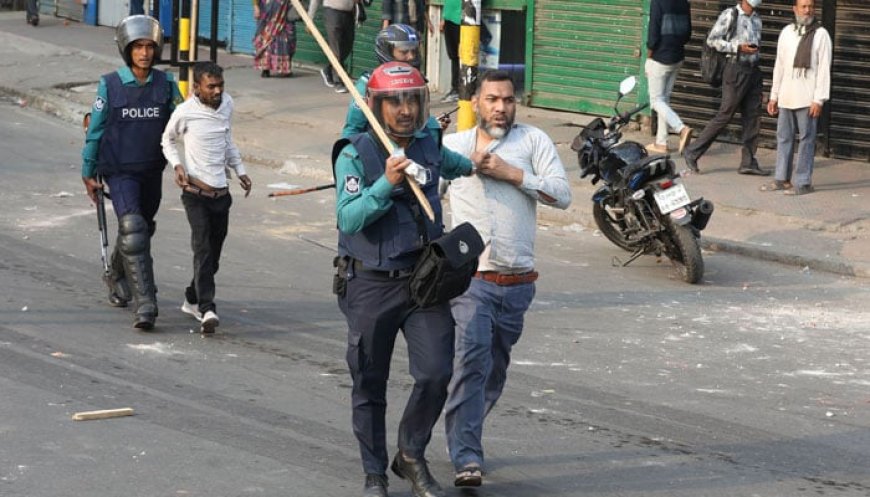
288, 0, 435, 222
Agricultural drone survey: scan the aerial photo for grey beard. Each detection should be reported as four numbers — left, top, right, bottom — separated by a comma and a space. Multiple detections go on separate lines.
479, 118, 512, 140
795, 15, 814, 27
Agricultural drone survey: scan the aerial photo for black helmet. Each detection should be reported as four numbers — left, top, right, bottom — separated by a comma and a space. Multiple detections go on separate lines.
375, 24, 421, 69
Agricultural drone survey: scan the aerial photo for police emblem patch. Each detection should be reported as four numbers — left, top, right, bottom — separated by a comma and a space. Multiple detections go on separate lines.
344, 175, 360, 194
93, 96, 105, 112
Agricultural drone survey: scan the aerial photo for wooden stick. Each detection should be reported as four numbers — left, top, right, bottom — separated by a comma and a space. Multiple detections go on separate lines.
288, 0, 435, 222
268, 183, 336, 197
72, 407, 135, 421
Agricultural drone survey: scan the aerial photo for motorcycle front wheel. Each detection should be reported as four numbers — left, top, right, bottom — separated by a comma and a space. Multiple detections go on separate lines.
592, 202, 636, 252
662, 222, 704, 284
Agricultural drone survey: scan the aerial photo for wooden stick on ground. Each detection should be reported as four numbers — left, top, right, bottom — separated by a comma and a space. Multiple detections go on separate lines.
288, 0, 436, 222
72, 407, 135, 421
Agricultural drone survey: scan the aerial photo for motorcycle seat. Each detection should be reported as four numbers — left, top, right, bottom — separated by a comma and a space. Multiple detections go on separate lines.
619, 156, 671, 187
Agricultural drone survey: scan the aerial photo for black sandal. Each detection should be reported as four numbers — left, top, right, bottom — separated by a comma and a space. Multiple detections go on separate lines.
454, 465, 482, 487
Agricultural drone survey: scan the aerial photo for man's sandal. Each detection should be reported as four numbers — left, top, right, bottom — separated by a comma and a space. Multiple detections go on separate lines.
759, 180, 791, 192
454, 465, 482, 487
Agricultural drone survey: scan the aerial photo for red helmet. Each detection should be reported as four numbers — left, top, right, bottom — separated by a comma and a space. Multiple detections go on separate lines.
367, 62, 429, 138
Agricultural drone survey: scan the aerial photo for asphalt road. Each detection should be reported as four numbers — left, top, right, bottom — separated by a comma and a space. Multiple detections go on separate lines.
2, 101, 869, 497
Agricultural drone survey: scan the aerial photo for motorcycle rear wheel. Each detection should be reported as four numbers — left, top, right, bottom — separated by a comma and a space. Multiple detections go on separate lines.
592, 202, 635, 252
663, 222, 703, 284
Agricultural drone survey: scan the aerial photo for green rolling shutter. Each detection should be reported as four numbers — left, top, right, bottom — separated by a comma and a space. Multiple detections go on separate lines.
528, 0, 646, 114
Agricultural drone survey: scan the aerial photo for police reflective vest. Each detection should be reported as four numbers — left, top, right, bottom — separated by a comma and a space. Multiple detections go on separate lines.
97, 69, 171, 175
336, 132, 443, 271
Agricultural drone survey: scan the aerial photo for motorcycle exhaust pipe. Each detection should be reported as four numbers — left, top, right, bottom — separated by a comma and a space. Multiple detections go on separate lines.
692, 200, 714, 231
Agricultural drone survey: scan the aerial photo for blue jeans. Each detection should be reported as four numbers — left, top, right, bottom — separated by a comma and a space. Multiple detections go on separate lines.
775, 107, 818, 187
646, 58, 685, 146
445, 277, 536, 470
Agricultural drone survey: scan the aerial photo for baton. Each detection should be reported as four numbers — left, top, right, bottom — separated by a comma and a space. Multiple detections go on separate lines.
439, 107, 459, 120
288, 0, 435, 222
268, 183, 336, 197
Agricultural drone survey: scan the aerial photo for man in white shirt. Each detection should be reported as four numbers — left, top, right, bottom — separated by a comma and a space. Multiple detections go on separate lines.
161, 61, 252, 333
762, 0, 831, 196
442, 70, 572, 487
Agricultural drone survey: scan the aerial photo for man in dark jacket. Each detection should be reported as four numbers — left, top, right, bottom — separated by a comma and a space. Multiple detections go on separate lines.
645, 0, 692, 155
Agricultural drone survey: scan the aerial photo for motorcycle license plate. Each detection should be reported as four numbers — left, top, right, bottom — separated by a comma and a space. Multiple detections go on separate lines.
654, 183, 691, 214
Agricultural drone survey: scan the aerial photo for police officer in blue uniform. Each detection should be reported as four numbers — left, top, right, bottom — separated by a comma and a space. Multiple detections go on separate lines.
333, 62, 481, 497
81, 15, 183, 330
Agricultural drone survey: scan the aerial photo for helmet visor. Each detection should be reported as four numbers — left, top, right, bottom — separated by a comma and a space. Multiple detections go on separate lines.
369, 88, 429, 138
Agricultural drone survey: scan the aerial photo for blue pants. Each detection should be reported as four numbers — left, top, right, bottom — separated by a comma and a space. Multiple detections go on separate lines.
338, 269, 455, 475
445, 277, 536, 470
129, 0, 145, 15
775, 107, 818, 187
104, 171, 163, 232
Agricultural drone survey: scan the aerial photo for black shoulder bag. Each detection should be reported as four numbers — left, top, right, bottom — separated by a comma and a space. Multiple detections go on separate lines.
700, 6, 739, 88
408, 220, 484, 308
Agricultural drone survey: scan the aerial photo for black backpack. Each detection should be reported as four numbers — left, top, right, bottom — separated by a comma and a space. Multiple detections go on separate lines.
700, 6, 739, 88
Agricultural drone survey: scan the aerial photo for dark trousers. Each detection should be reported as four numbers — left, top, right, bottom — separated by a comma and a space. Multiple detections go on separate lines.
104, 170, 163, 233
443, 20, 460, 93
181, 191, 231, 314
323, 7, 356, 81
685, 62, 763, 169
26, 0, 39, 21
338, 270, 455, 475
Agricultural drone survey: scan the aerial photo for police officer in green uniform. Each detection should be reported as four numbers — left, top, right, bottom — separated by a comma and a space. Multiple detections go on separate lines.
333, 62, 481, 497
81, 15, 184, 330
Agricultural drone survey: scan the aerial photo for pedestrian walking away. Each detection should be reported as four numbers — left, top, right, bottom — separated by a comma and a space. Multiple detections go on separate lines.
25, 0, 39, 26
439, 0, 461, 104
645, 0, 692, 155
442, 69, 572, 487
760, 0, 831, 196
381, 0, 430, 41
332, 62, 481, 497
683, 0, 770, 176
308, 0, 357, 93
253, 0, 302, 78
80, 15, 184, 330
161, 61, 253, 334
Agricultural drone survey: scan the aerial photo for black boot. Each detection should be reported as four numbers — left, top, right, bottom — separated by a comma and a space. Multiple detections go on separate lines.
119, 215, 158, 330
363, 473, 389, 497
391, 452, 444, 497
105, 245, 131, 307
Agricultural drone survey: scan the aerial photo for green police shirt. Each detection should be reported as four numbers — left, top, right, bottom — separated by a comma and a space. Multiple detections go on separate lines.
334, 128, 473, 234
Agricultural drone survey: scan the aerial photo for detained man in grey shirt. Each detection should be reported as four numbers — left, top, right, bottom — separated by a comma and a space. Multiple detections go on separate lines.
442, 70, 572, 488
161, 61, 252, 334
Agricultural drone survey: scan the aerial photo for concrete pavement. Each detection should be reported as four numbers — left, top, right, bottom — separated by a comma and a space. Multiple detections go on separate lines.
3, 12, 870, 278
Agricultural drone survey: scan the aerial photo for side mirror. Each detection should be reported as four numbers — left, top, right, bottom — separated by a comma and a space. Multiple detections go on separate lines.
618, 76, 637, 98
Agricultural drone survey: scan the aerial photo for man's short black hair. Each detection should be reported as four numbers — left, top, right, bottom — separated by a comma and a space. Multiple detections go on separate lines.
474, 70, 514, 95
193, 61, 224, 83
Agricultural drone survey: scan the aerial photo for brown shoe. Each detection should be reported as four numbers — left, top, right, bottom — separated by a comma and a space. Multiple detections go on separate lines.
646, 143, 668, 155
678, 126, 693, 154
783, 184, 815, 196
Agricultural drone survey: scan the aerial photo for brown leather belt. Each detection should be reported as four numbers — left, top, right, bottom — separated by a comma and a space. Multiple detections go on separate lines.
183, 184, 229, 199
474, 270, 538, 286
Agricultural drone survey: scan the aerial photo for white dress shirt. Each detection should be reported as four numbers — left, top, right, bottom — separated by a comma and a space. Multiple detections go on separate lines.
444, 123, 572, 272
161, 93, 246, 188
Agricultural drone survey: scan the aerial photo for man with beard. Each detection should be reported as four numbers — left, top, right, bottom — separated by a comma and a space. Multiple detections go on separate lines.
81, 15, 183, 330
442, 70, 572, 487
760, 0, 831, 196
162, 61, 252, 334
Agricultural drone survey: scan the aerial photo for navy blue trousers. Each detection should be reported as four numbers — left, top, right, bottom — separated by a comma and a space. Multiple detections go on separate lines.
338, 269, 455, 475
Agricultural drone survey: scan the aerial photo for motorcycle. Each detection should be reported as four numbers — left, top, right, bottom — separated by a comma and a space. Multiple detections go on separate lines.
570, 76, 714, 284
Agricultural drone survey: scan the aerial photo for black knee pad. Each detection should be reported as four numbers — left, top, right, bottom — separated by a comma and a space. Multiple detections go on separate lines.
119, 214, 149, 255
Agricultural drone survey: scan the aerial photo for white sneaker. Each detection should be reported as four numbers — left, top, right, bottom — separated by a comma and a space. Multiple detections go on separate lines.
200, 310, 219, 334
181, 300, 202, 321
